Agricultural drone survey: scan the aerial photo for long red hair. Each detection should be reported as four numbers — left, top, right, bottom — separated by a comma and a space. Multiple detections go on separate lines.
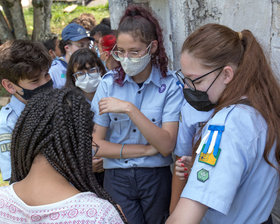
183, 23, 280, 169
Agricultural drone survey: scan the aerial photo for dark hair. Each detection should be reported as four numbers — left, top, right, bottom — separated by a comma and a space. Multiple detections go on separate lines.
65, 48, 106, 88
100, 17, 111, 28
182, 23, 280, 170
114, 5, 168, 85
41, 33, 58, 51
0, 40, 52, 84
90, 23, 112, 38
59, 39, 72, 55
10, 88, 127, 223
71, 13, 96, 31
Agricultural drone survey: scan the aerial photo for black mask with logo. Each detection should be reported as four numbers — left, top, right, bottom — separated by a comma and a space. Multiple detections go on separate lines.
17, 79, 53, 100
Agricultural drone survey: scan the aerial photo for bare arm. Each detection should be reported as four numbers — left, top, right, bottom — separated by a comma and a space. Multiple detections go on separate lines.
170, 156, 188, 213
99, 97, 179, 157
166, 198, 208, 224
92, 124, 158, 159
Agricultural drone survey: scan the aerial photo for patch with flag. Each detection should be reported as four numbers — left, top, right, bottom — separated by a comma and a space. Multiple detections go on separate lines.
196, 125, 224, 166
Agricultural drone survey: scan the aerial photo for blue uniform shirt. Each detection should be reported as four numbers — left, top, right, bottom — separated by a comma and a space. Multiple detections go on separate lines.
181, 104, 279, 224
49, 57, 67, 89
91, 66, 184, 169
0, 96, 25, 180
174, 100, 213, 157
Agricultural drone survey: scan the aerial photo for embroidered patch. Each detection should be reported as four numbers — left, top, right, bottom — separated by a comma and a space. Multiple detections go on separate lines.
0, 143, 11, 152
61, 73, 66, 78
197, 168, 209, 182
197, 125, 224, 166
159, 84, 166, 93
0, 133, 11, 142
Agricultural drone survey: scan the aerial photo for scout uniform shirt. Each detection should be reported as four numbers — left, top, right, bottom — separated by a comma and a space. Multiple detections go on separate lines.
91, 66, 184, 169
181, 104, 279, 224
0, 96, 25, 181
174, 99, 213, 157
49, 57, 67, 89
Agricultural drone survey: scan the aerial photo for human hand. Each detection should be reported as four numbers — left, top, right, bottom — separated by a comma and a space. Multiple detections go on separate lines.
175, 156, 192, 180
92, 157, 104, 173
98, 97, 131, 115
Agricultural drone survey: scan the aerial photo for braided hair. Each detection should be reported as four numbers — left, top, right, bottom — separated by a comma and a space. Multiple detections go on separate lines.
10, 88, 127, 223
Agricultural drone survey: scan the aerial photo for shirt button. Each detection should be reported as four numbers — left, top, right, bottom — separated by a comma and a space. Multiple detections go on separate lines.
152, 118, 156, 122
132, 129, 136, 132
114, 117, 118, 121
5, 107, 9, 110
137, 91, 141, 94
124, 160, 128, 163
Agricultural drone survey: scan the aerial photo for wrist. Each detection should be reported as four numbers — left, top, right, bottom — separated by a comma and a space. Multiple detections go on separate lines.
125, 102, 134, 115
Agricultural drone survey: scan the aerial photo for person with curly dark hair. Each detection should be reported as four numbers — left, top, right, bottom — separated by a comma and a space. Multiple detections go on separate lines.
91, 5, 183, 224
0, 88, 126, 223
0, 40, 53, 183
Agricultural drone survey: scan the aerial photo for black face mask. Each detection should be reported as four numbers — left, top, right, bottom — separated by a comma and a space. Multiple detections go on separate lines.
17, 79, 53, 100
183, 88, 215, 111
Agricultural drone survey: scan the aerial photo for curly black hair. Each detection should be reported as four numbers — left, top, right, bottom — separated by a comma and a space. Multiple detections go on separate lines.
10, 88, 127, 223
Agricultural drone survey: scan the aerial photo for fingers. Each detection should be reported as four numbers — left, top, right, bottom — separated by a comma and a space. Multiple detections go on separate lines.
175, 156, 191, 181
92, 157, 104, 173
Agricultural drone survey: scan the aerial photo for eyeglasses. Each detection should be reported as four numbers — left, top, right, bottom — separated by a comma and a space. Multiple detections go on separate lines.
92, 141, 100, 157
175, 66, 224, 91
111, 42, 152, 61
73, 67, 99, 81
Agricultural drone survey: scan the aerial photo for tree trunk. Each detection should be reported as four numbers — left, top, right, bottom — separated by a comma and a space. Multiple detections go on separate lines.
32, 0, 52, 41
0, 0, 14, 32
4, 0, 28, 40
0, 10, 14, 43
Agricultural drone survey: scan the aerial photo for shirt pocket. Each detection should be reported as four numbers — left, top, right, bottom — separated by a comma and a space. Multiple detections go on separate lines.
109, 113, 130, 137
142, 108, 162, 127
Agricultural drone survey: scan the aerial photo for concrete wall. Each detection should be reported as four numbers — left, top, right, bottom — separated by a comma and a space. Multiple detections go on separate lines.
109, 0, 280, 77
108, 0, 280, 222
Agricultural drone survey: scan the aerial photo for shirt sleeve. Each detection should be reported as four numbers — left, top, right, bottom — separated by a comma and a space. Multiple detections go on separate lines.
91, 78, 110, 127
181, 109, 256, 215
0, 121, 13, 181
174, 110, 196, 157
162, 76, 184, 123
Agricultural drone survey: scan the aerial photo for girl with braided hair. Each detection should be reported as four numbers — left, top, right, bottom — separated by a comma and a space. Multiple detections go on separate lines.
91, 5, 183, 224
0, 88, 126, 223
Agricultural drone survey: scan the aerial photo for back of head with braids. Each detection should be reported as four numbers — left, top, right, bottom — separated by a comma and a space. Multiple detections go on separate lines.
10, 88, 127, 223
114, 5, 168, 85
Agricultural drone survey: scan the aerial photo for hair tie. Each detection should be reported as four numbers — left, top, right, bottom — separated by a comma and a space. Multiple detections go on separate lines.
238, 32, 243, 40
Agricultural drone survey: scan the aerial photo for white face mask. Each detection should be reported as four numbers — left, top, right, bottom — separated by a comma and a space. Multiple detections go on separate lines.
75, 72, 101, 93
112, 43, 152, 77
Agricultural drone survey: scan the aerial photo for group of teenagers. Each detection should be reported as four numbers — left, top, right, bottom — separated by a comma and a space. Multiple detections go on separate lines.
0, 4, 279, 224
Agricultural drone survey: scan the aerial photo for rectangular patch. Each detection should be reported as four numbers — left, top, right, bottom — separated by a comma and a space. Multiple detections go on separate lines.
198, 144, 221, 166
0, 133, 12, 142
0, 143, 11, 152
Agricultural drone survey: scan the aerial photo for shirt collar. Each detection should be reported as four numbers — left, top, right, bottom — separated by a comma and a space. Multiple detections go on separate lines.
10, 95, 25, 117
123, 66, 162, 88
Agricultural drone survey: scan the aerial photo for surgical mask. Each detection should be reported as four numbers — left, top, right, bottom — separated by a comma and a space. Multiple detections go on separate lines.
17, 79, 53, 101
75, 72, 101, 93
120, 52, 151, 77
183, 88, 215, 111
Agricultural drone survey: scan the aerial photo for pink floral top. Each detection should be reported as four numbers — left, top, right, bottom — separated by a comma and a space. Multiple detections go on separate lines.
0, 184, 124, 224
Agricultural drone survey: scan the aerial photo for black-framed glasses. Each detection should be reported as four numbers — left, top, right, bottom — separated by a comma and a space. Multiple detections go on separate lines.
73, 67, 99, 81
92, 141, 100, 157
175, 66, 224, 91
